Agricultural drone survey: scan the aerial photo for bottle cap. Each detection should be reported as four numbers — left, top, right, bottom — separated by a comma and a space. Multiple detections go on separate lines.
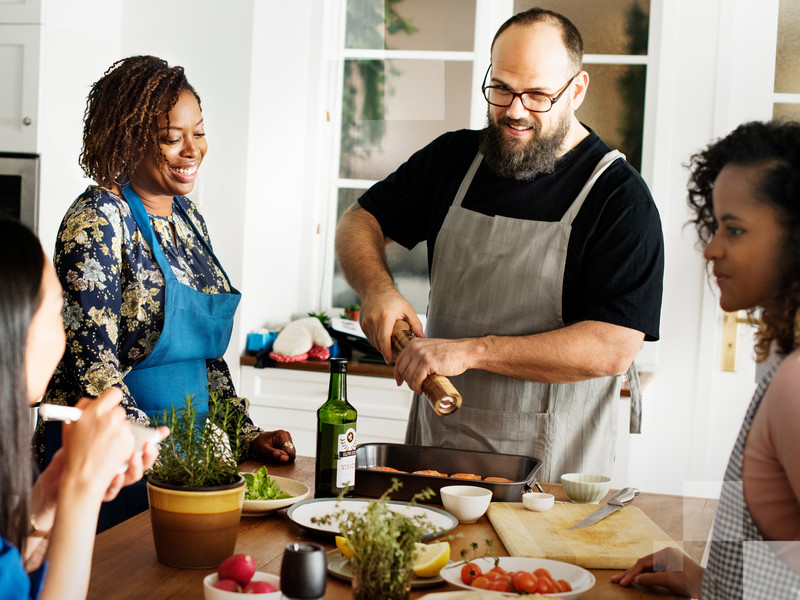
329, 357, 348, 373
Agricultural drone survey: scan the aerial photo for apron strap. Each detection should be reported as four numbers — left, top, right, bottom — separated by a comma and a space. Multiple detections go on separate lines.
452, 154, 484, 208
625, 362, 643, 434
561, 149, 625, 225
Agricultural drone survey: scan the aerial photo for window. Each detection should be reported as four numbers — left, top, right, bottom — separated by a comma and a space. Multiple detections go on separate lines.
774, 0, 800, 120
328, 0, 652, 314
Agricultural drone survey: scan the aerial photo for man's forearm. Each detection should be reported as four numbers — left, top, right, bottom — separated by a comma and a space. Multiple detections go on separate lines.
473, 321, 644, 383
334, 204, 395, 298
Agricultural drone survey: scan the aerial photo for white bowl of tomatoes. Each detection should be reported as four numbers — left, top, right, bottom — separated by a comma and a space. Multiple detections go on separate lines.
440, 556, 595, 598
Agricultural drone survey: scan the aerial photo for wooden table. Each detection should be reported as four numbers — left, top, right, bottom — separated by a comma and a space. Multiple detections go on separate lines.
88, 457, 716, 599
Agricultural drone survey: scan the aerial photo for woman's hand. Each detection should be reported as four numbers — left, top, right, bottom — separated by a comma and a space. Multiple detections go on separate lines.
610, 547, 703, 598
250, 430, 296, 463
60, 388, 135, 494
102, 424, 169, 501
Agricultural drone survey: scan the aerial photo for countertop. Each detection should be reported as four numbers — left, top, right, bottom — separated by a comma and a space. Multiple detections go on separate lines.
240, 353, 653, 397
88, 456, 715, 599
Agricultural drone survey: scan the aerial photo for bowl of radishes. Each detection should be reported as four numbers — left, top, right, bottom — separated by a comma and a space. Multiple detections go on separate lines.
203, 553, 281, 599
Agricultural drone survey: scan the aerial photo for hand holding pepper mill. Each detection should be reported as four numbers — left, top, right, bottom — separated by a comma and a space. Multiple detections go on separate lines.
390, 320, 462, 416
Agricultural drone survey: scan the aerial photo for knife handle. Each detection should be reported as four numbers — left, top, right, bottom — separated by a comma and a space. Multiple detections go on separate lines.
608, 487, 639, 506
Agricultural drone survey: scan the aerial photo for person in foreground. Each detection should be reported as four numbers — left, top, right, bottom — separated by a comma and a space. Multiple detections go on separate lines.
613, 120, 800, 598
0, 218, 164, 600
34, 55, 295, 530
335, 8, 664, 482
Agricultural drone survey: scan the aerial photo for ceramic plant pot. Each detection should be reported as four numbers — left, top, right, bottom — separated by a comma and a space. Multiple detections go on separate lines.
146, 475, 245, 569
343, 309, 360, 321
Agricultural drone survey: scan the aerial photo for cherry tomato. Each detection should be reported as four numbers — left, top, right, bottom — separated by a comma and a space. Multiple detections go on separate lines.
460, 562, 482, 585
488, 578, 512, 592
484, 570, 504, 581
471, 575, 491, 589
536, 576, 553, 594
488, 566, 507, 576
557, 579, 572, 592
533, 568, 553, 579
512, 571, 538, 594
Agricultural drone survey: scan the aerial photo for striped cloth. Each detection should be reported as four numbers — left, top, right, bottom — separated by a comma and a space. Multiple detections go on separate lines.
702, 361, 800, 599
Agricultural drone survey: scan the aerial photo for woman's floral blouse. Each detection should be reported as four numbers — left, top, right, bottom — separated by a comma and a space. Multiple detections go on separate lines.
35, 186, 261, 462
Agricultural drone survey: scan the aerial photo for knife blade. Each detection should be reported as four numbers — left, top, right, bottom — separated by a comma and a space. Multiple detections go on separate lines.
568, 487, 639, 530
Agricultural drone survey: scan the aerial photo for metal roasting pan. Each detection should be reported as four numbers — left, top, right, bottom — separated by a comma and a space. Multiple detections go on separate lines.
354, 443, 542, 504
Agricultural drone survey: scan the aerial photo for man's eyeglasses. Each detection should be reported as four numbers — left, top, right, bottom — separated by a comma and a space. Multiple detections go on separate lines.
481, 65, 578, 113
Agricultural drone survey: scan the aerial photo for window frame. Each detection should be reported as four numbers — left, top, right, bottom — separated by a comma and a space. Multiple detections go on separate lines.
317, 0, 660, 318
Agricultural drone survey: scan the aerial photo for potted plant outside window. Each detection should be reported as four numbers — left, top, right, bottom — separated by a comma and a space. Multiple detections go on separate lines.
343, 303, 360, 322
147, 392, 246, 569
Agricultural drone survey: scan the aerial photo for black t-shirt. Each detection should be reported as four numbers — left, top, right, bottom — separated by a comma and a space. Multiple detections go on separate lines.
358, 128, 664, 341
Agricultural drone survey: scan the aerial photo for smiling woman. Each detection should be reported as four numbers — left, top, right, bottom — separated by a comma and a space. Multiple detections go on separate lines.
33, 55, 296, 533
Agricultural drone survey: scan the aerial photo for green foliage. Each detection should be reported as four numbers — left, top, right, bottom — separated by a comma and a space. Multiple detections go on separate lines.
308, 310, 332, 327
243, 466, 291, 501
149, 392, 244, 488
344, 303, 361, 312
312, 479, 434, 599
618, 0, 649, 172
340, 0, 417, 177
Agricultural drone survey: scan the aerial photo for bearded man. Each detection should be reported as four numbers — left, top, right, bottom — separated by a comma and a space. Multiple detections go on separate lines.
334, 7, 664, 483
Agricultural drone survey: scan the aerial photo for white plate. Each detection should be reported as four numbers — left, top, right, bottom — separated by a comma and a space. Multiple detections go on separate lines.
286, 498, 457, 540
241, 476, 310, 516
325, 549, 448, 589
439, 557, 595, 599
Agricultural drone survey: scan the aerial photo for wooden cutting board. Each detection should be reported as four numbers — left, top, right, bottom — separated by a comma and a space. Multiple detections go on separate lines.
487, 502, 681, 569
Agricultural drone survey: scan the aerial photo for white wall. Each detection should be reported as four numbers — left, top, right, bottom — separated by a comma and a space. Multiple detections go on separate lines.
625, 0, 780, 497
36, 0, 123, 253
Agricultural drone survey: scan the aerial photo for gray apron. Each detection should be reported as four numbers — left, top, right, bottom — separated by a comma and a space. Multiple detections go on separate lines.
405, 150, 642, 484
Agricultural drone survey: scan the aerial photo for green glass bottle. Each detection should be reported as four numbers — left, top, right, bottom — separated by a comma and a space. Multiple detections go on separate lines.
315, 357, 357, 498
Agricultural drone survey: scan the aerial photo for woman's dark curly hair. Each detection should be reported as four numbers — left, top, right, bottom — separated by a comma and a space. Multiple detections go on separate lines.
80, 55, 201, 188
687, 120, 800, 360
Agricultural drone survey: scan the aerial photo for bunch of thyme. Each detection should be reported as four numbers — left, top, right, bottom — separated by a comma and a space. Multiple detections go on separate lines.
312, 480, 435, 600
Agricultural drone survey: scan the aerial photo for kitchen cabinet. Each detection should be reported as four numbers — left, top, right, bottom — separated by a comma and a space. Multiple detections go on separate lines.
0, 0, 42, 23
240, 365, 414, 457
0, 24, 41, 153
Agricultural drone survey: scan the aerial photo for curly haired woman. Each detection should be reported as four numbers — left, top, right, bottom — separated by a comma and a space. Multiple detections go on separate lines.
614, 120, 800, 598
35, 56, 295, 531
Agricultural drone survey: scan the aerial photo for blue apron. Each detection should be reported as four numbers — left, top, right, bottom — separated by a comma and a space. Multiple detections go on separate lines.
96, 185, 241, 530
121, 184, 241, 421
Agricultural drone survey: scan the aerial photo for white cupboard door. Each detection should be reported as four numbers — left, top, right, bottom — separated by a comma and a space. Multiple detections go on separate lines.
0, 24, 41, 153
0, 0, 43, 23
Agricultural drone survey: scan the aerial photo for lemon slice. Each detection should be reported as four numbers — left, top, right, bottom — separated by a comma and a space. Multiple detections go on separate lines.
412, 541, 450, 578
335, 535, 355, 560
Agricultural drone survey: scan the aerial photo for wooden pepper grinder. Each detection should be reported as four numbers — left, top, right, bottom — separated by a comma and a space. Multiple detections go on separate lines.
391, 320, 462, 416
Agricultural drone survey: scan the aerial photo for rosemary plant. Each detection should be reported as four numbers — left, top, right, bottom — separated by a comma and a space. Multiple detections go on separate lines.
149, 392, 245, 488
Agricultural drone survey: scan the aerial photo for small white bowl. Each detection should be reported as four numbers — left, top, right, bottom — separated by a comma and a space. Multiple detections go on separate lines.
440, 485, 493, 523
560, 473, 612, 504
203, 571, 281, 599
522, 492, 554, 512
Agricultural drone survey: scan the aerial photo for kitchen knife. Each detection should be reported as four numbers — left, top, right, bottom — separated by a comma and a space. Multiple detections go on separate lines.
568, 487, 639, 530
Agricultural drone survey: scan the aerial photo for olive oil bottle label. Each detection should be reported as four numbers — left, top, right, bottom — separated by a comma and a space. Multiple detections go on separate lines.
336, 426, 357, 488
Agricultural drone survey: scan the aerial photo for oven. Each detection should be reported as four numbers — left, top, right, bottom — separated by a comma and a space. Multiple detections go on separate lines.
0, 152, 40, 232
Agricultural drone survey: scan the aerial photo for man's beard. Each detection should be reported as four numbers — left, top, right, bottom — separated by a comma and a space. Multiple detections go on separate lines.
479, 108, 571, 181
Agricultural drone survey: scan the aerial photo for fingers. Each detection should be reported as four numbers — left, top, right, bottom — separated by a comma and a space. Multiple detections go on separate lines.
252, 431, 297, 463
610, 553, 655, 586
103, 473, 126, 502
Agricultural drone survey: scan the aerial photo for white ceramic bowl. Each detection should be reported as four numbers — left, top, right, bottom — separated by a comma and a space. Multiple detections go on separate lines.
439, 485, 492, 523
203, 571, 281, 599
522, 492, 554, 512
560, 473, 612, 504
